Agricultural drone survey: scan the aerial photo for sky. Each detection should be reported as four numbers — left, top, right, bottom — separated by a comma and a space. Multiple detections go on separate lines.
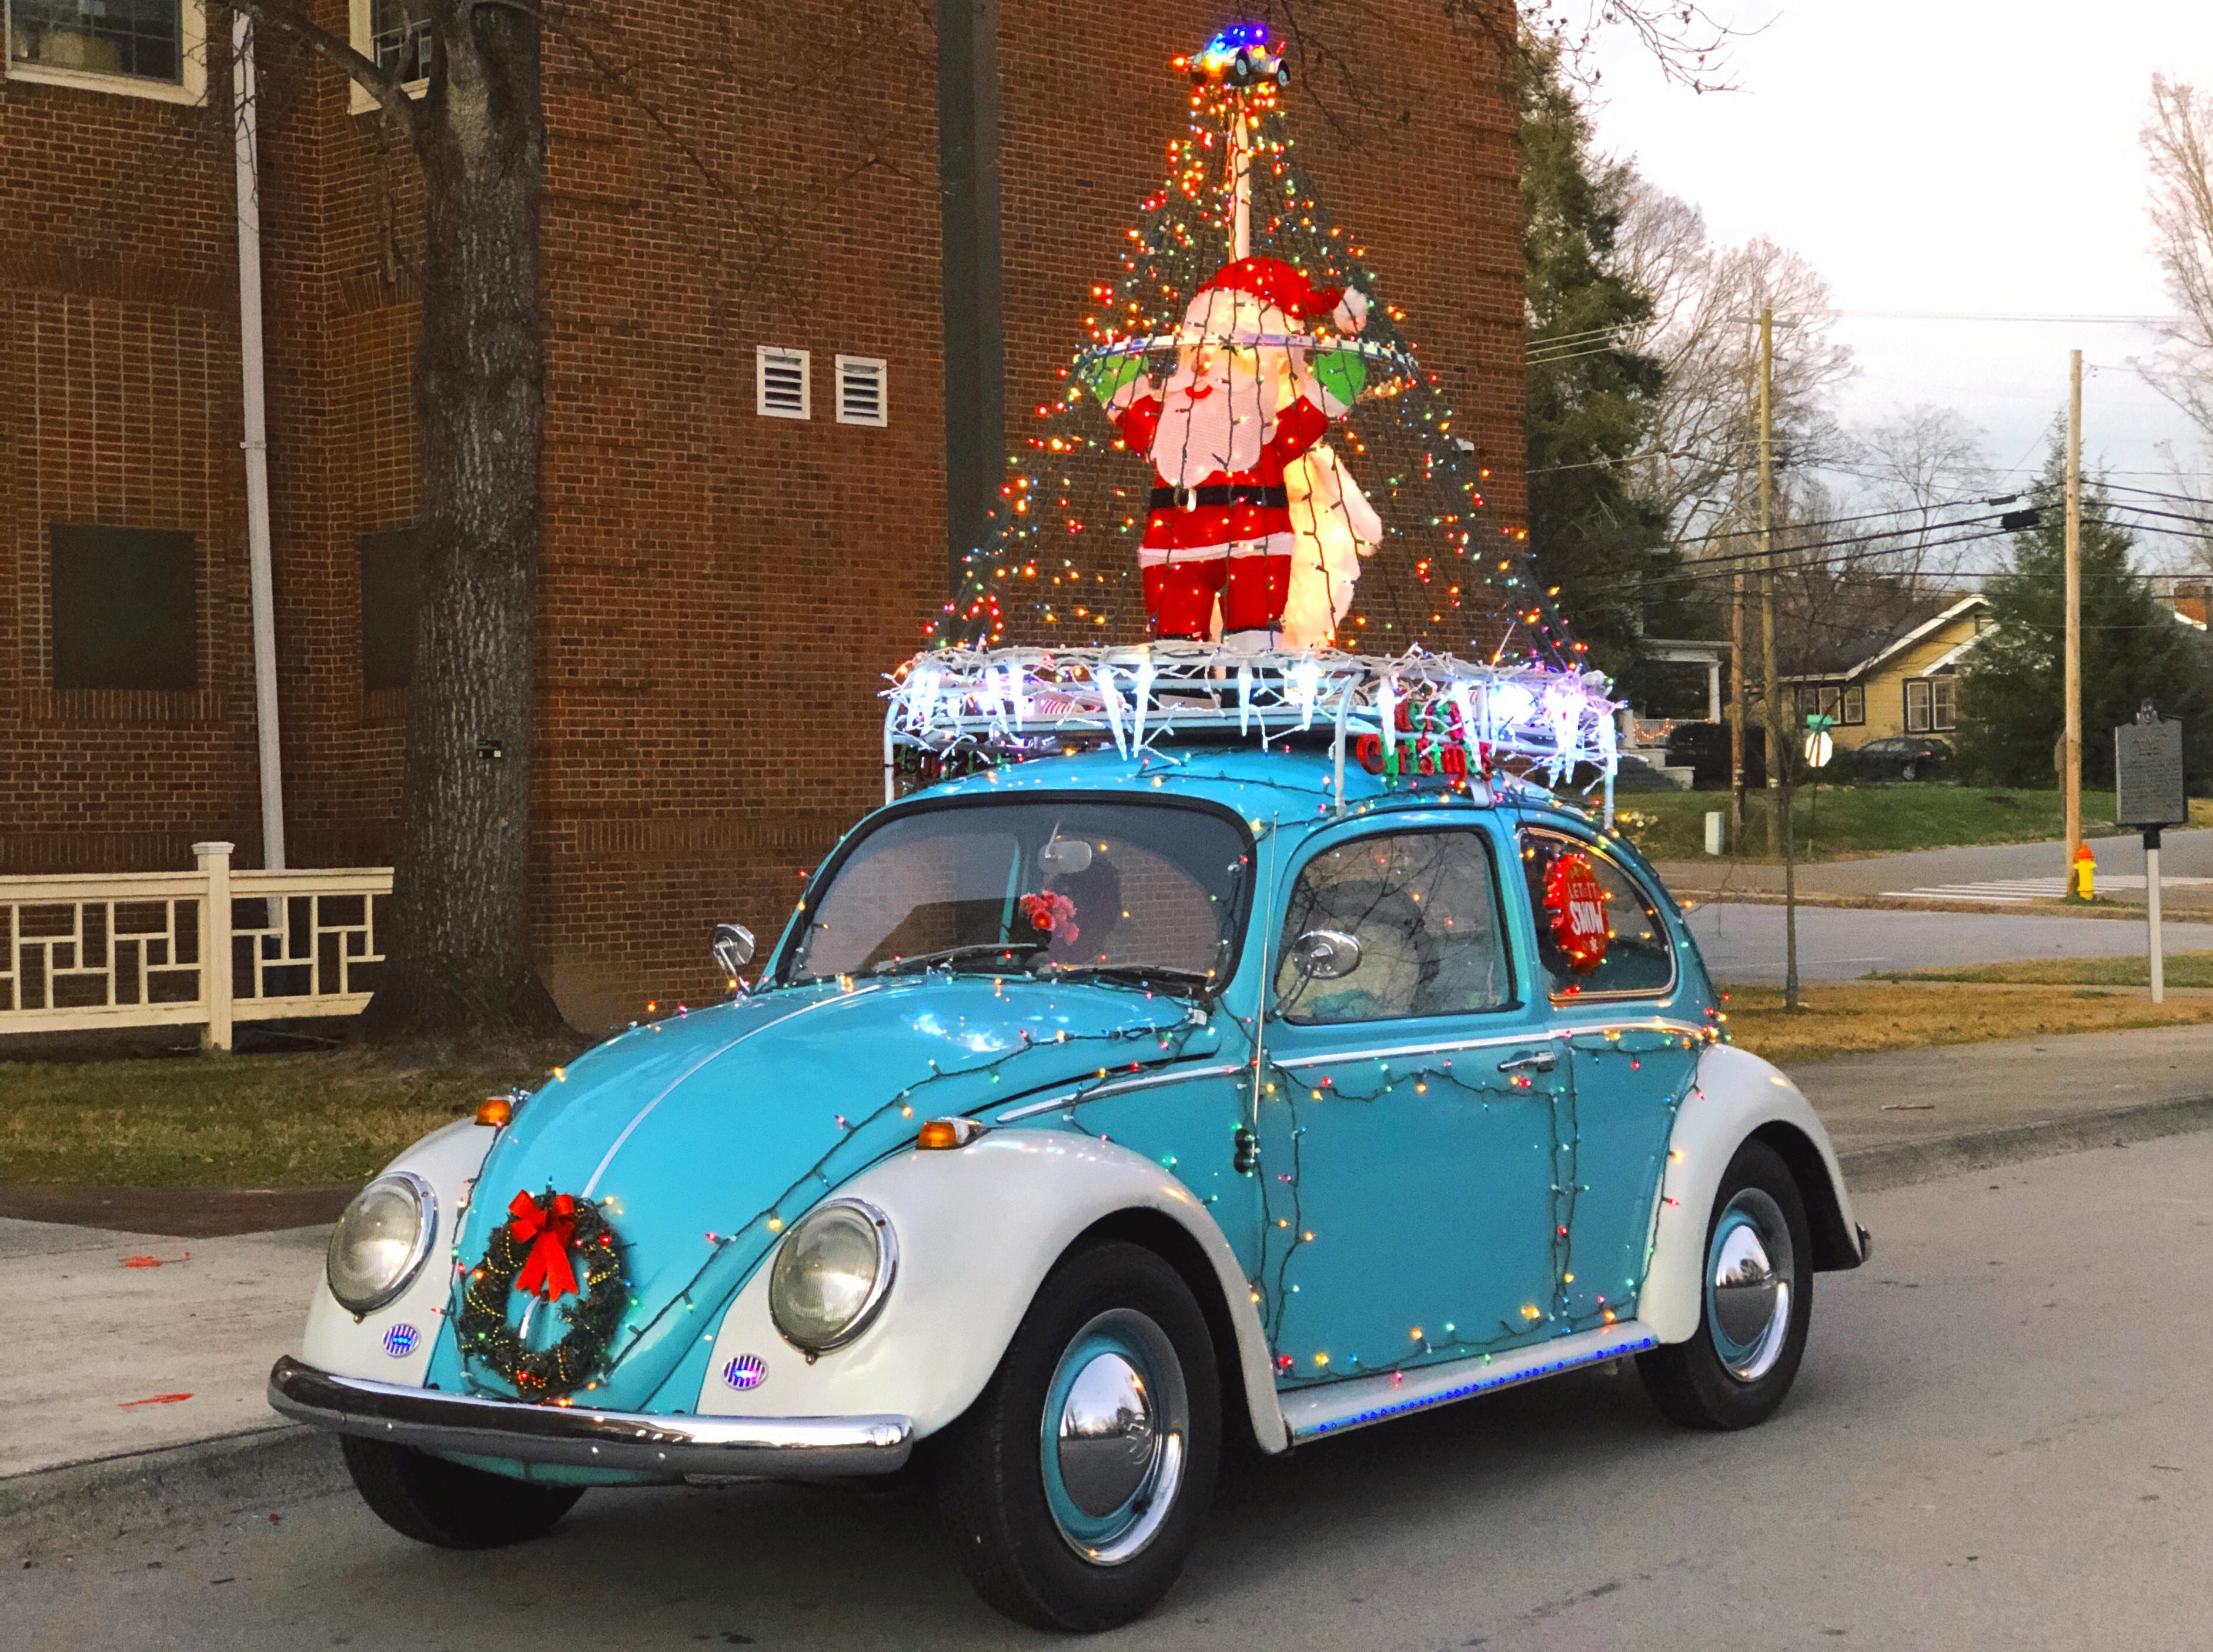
1584, 1, 2213, 556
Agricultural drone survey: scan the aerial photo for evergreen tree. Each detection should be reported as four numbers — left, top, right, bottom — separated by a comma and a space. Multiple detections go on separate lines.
1520, 44, 1696, 696
1958, 438, 2213, 786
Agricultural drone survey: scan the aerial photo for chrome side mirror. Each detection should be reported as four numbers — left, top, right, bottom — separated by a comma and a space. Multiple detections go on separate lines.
712, 923, 756, 983
1289, 929, 1361, 981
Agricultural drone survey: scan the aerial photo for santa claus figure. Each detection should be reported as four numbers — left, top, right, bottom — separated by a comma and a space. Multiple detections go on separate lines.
1082, 256, 1376, 650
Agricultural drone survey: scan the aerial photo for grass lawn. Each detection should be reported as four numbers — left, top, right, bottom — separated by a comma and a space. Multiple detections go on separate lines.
0, 1050, 549, 1187
1719, 981, 2213, 1066
1875, 952, 2213, 989
1616, 787, 2213, 864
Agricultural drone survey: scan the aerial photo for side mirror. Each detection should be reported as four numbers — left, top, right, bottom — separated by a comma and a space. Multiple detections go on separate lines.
712, 923, 756, 982
1288, 929, 1362, 981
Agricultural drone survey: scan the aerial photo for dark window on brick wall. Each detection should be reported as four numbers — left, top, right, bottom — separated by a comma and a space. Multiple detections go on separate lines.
49, 525, 197, 690
360, 527, 426, 691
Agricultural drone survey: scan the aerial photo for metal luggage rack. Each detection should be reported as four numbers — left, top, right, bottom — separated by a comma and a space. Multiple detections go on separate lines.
881, 644, 1622, 820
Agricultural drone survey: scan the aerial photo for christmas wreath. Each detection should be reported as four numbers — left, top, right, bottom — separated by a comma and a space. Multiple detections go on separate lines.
456, 1189, 627, 1399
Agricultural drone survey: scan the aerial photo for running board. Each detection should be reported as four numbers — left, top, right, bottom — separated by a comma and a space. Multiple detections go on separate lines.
1279, 1322, 1660, 1443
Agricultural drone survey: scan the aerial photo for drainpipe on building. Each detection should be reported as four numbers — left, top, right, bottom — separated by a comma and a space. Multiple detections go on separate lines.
232, 15, 286, 877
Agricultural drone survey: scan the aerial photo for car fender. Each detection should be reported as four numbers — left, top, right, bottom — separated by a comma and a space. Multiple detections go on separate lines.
1642, 1044, 1864, 1345
694, 1129, 1288, 1452
298, 1121, 498, 1385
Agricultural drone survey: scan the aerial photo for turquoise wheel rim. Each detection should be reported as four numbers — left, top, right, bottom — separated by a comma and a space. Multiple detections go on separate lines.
1038, 1307, 1189, 1566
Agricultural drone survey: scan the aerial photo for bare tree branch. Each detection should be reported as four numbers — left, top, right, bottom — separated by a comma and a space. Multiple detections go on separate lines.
218, 0, 423, 151
2142, 73, 2213, 454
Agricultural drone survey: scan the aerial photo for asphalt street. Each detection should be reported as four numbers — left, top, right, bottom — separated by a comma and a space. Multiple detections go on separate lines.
11, 1133, 2213, 1651
1685, 899, 2213, 984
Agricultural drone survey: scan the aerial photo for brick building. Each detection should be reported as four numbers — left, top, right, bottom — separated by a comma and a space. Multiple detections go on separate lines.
0, 1, 1526, 1026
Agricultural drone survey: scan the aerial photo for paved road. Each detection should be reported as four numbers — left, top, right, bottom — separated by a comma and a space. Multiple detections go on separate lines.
1686, 899, 2213, 983
12, 1135, 2213, 1650
1657, 824, 2213, 899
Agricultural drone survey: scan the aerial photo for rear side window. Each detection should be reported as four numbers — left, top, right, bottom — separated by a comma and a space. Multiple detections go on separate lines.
1275, 829, 1510, 1024
1519, 830, 1675, 1000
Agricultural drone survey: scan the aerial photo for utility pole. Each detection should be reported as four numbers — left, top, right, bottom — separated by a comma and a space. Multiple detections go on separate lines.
2064, 349, 2084, 872
1757, 307, 1799, 1006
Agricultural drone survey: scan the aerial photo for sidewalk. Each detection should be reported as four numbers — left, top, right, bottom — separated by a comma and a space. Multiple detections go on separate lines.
1656, 826, 2213, 906
9, 1021, 2213, 1508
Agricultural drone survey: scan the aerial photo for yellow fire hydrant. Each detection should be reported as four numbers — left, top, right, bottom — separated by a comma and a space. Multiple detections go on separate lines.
2071, 840, 2097, 901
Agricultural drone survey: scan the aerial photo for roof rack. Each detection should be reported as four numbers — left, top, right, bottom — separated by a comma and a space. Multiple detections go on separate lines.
881, 644, 1621, 822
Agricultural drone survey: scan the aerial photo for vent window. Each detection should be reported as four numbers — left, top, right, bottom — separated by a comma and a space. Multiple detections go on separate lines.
835, 355, 888, 427
756, 346, 810, 419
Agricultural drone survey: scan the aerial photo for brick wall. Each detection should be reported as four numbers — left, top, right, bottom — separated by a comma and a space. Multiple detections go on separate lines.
0, 1, 1522, 1026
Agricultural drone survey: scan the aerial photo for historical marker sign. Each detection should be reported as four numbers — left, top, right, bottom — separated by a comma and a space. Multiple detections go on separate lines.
2115, 718, 2188, 828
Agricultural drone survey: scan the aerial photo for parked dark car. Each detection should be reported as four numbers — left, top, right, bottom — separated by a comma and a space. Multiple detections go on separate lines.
1850, 735, 1952, 782
1664, 721, 1765, 790
1565, 753, 1689, 794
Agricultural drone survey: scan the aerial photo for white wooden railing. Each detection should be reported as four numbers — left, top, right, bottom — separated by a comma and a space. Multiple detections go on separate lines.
0, 842, 392, 1049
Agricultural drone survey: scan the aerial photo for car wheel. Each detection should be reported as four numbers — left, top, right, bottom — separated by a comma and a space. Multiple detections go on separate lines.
1900, 761, 1917, 781
938, 1240, 1221, 1632
340, 1436, 583, 1549
1636, 1139, 1813, 1431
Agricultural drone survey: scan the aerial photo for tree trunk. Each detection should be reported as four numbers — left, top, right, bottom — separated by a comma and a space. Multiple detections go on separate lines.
358, 0, 566, 1045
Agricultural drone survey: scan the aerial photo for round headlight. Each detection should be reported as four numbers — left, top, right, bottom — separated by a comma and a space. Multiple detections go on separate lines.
326, 1173, 437, 1315
768, 1200, 895, 1352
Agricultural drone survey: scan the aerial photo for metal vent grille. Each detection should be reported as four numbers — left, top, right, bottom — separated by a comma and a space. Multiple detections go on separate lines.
835, 355, 888, 427
756, 346, 810, 419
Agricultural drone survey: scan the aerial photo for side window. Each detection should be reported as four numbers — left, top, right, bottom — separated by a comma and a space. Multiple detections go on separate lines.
1275, 830, 1510, 1025
1519, 831, 1675, 1000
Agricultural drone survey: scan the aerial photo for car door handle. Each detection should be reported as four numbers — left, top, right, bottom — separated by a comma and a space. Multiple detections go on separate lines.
1496, 1049, 1557, 1075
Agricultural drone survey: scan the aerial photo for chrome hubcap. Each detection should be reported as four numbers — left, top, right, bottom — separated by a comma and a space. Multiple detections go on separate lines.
1041, 1309, 1188, 1565
1707, 1188, 1794, 1382
1057, 1352, 1156, 1516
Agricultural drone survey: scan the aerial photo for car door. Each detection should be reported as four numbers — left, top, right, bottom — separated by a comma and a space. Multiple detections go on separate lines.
1516, 827, 1704, 1331
1255, 816, 1564, 1387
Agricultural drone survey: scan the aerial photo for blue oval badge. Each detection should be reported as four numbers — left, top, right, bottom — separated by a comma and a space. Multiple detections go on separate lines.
721, 1353, 767, 1392
382, 1323, 420, 1358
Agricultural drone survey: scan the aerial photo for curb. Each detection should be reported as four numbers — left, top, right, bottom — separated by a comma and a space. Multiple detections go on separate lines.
2, 1423, 346, 1556
1838, 1092, 2213, 1192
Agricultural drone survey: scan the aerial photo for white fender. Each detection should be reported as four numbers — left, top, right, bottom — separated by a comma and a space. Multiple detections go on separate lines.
695, 1131, 1289, 1452
1642, 1044, 1862, 1345
299, 1120, 498, 1384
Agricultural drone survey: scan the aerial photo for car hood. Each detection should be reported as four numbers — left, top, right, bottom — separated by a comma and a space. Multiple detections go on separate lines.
425, 976, 1221, 1409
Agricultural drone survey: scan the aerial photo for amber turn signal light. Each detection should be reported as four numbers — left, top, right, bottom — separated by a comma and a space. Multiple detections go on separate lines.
916, 1117, 987, 1150
474, 1096, 514, 1128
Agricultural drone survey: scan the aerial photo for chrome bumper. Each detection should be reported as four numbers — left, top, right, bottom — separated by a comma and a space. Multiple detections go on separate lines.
268, 1356, 913, 1480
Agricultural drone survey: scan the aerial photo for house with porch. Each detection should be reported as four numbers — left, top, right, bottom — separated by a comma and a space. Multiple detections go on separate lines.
1780, 593, 1993, 748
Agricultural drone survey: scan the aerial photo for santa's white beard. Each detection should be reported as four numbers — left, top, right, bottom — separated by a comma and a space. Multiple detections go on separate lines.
1151, 380, 1272, 484
1279, 442, 1383, 651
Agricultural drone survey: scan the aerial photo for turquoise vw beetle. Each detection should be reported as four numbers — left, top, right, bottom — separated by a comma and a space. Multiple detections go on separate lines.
272, 649, 1868, 1632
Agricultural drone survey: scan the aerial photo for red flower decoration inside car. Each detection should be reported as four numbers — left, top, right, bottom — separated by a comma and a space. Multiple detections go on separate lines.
1020, 891, 1080, 946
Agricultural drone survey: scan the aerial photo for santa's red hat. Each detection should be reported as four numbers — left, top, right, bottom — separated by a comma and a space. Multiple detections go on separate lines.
1194, 256, 1353, 326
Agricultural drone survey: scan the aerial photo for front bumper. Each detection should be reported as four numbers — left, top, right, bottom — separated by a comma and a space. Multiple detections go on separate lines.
268, 1356, 913, 1480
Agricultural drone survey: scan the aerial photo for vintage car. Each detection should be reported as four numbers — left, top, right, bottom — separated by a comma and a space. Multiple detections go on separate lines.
271, 650, 1869, 1632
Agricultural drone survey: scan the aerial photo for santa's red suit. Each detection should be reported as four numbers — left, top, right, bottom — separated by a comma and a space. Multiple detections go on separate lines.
1095, 257, 1368, 645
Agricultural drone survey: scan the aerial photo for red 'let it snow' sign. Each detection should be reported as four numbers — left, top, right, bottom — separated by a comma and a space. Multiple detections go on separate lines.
1545, 852, 1609, 975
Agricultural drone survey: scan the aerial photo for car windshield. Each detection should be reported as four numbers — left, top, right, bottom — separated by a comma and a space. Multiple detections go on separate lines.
780, 800, 1252, 992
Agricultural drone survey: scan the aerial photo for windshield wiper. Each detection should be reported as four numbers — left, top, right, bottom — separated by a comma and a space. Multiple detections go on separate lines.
1032, 961, 1216, 995
869, 941, 1045, 978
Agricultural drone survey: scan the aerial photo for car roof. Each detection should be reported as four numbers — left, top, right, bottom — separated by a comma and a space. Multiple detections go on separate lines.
907, 744, 1609, 837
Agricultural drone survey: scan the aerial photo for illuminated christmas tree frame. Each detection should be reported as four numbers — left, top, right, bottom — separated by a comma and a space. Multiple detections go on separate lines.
881, 644, 1623, 818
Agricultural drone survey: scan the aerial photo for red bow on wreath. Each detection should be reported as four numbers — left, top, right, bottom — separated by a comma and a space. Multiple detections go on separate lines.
506, 1190, 581, 1302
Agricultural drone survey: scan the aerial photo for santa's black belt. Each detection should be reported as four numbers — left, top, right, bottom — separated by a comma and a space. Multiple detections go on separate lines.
1149, 484, 1289, 510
